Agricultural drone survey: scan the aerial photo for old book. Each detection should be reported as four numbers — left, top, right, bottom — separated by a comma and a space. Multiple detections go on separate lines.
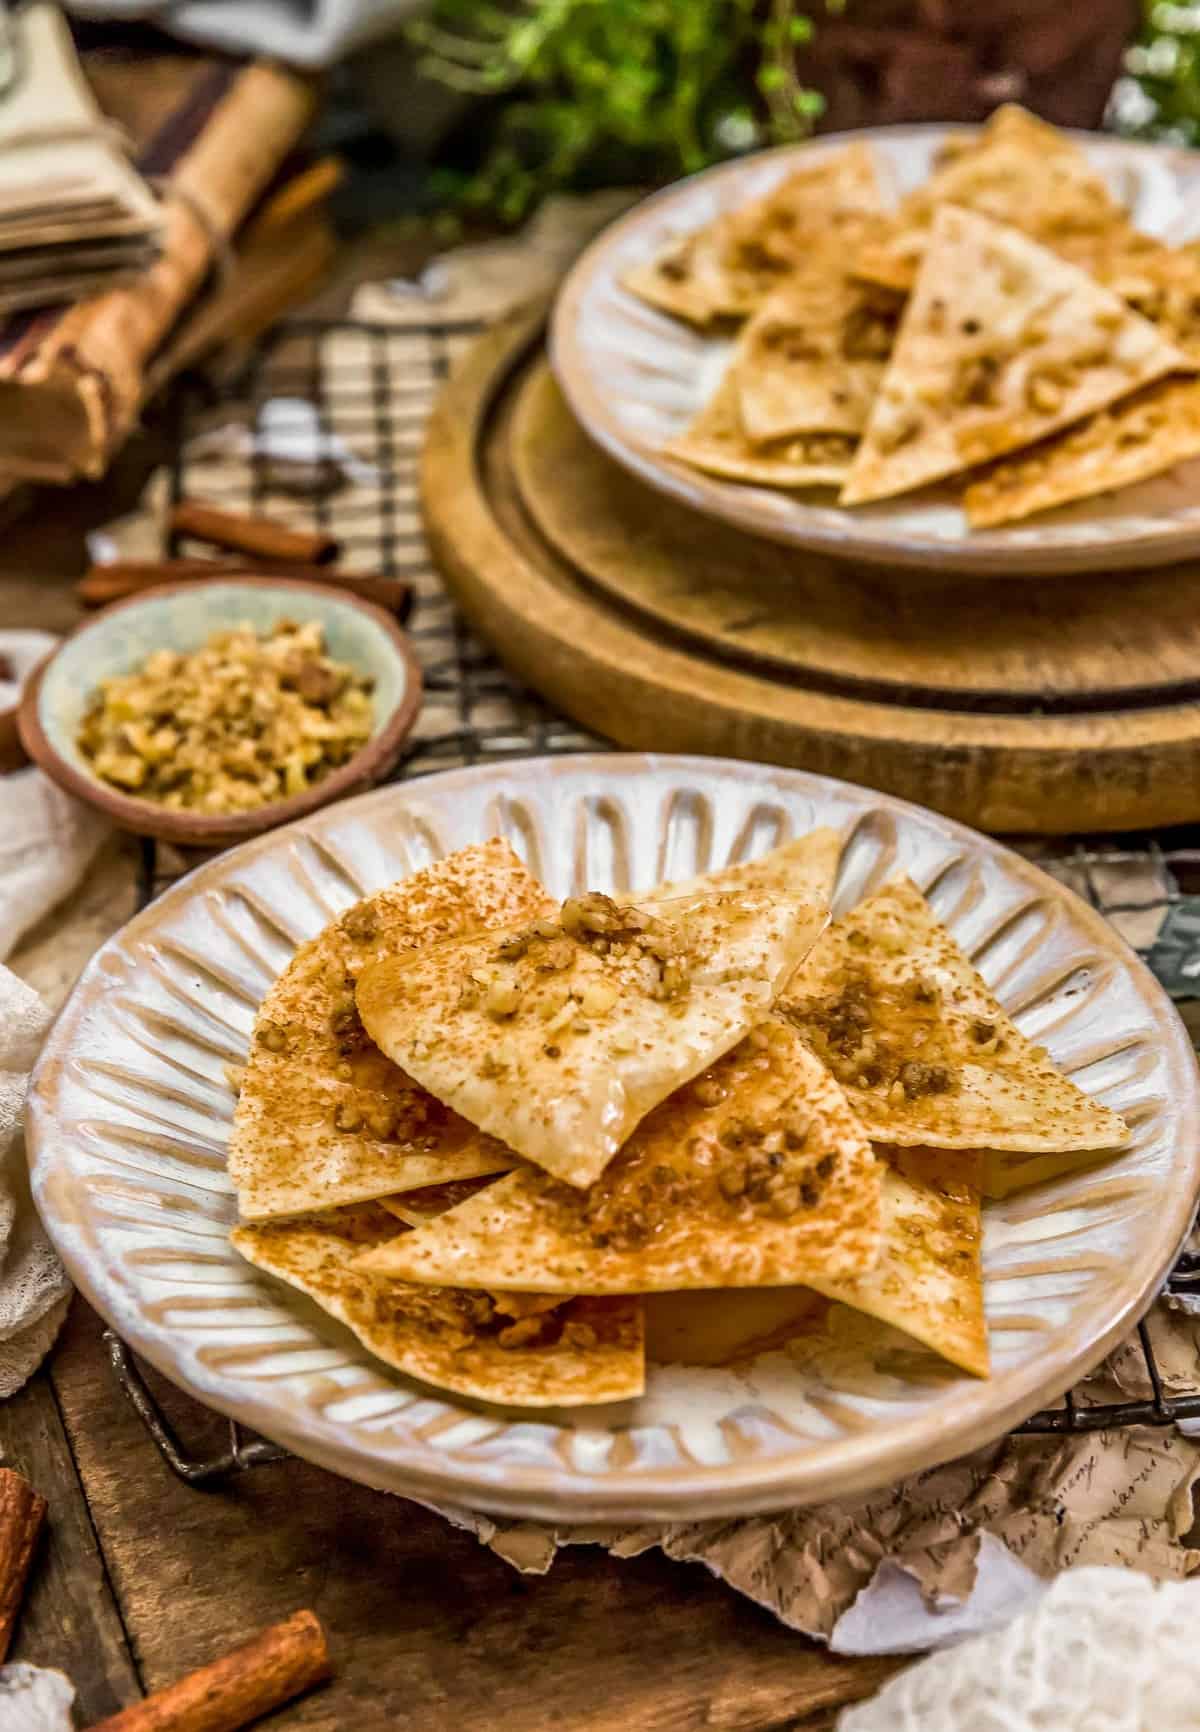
0, 7, 156, 245
0, 53, 318, 483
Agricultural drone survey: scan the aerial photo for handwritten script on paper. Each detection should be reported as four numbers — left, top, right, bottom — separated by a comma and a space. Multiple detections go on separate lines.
435, 1302, 1200, 1654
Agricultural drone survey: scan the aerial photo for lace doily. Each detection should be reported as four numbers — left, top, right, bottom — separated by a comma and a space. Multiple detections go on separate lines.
839, 1566, 1200, 1730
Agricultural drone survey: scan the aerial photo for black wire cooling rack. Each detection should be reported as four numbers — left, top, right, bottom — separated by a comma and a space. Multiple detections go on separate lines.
105, 317, 1200, 1486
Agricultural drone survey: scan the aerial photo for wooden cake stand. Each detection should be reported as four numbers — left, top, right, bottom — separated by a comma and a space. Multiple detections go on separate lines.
422, 310, 1200, 834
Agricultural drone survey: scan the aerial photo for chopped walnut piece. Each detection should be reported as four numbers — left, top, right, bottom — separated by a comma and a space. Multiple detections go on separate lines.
717, 1163, 746, 1200
899, 1059, 953, 1099
578, 976, 619, 1018
652, 955, 691, 1000
562, 1320, 599, 1349
495, 931, 531, 961
333, 1100, 363, 1132
952, 353, 1002, 407
484, 973, 520, 1019
341, 904, 378, 945
561, 893, 622, 936
364, 1105, 396, 1139
536, 938, 575, 972
768, 1183, 802, 1218
693, 1074, 727, 1107
782, 1109, 810, 1150
1025, 370, 1064, 414
496, 1314, 552, 1349
842, 303, 897, 360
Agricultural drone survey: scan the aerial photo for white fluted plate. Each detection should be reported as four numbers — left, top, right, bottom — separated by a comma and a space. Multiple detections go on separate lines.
27, 755, 1200, 1520
551, 126, 1200, 575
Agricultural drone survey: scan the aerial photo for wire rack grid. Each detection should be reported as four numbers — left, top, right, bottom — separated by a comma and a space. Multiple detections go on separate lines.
107, 316, 1200, 1486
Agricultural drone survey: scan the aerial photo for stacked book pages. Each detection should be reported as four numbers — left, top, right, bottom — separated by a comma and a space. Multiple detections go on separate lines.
0, 4, 162, 313
0, 29, 320, 486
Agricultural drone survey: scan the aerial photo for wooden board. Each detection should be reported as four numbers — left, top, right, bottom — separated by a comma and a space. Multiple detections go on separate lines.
10, 1300, 900, 1729
421, 311, 1200, 834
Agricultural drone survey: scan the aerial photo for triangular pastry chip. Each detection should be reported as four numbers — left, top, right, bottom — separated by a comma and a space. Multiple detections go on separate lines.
621, 228, 734, 329
806, 1147, 988, 1378
840, 206, 1187, 507
1089, 240, 1200, 365
624, 141, 885, 326
735, 261, 901, 441
702, 143, 886, 319
650, 828, 843, 908
853, 105, 1128, 296
666, 368, 855, 488
355, 1020, 882, 1292
780, 876, 1128, 1153
232, 1205, 644, 1406
380, 1176, 500, 1228
228, 840, 549, 1219
964, 376, 1200, 527
357, 887, 825, 1189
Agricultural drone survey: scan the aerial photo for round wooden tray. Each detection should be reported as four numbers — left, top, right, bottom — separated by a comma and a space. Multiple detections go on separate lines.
421, 310, 1200, 834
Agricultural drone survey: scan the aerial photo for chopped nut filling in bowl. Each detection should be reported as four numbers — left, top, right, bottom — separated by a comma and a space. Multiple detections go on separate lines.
76, 619, 375, 816
19, 578, 421, 844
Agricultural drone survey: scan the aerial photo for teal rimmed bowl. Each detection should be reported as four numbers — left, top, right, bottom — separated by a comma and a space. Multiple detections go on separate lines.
18, 579, 422, 847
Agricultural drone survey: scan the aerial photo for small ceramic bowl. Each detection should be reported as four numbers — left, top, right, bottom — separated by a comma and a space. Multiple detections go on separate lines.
18, 579, 423, 847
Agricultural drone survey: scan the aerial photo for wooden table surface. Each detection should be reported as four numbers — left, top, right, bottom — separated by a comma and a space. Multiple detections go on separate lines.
0, 444, 903, 1728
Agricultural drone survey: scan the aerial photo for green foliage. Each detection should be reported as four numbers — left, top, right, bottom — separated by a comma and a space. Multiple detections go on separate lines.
1113, 1, 1200, 142
409, 0, 827, 223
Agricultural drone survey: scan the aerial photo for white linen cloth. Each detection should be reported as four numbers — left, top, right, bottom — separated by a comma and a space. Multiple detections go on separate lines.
0, 749, 111, 1395
0, 1662, 74, 1731
839, 1566, 1200, 1729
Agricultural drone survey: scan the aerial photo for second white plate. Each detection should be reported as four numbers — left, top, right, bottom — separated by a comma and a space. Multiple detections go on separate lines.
551, 125, 1200, 575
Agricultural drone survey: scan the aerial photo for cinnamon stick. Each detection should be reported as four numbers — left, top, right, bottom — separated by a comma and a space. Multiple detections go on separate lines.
77, 561, 411, 617
80, 559, 248, 592
0, 1468, 47, 1660
87, 1609, 332, 1732
169, 500, 340, 567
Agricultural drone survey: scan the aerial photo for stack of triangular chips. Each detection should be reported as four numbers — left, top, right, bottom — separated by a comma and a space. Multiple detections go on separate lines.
629, 105, 1200, 526
228, 830, 1128, 1406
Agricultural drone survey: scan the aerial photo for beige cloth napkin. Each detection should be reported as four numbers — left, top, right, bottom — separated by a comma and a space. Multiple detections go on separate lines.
0, 753, 111, 1395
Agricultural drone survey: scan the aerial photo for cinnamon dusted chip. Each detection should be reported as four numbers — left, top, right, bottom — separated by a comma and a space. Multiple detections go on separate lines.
1092, 240, 1200, 365
965, 375, 1200, 527
780, 877, 1128, 1154
621, 227, 733, 329
623, 141, 885, 326
734, 257, 901, 442
228, 840, 550, 1219
806, 1146, 988, 1378
649, 828, 843, 908
232, 1204, 644, 1406
666, 368, 855, 489
355, 1021, 882, 1293
379, 1176, 501, 1228
852, 104, 1129, 297
841, 206, 1187, 507
356, 887, 826, 1190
